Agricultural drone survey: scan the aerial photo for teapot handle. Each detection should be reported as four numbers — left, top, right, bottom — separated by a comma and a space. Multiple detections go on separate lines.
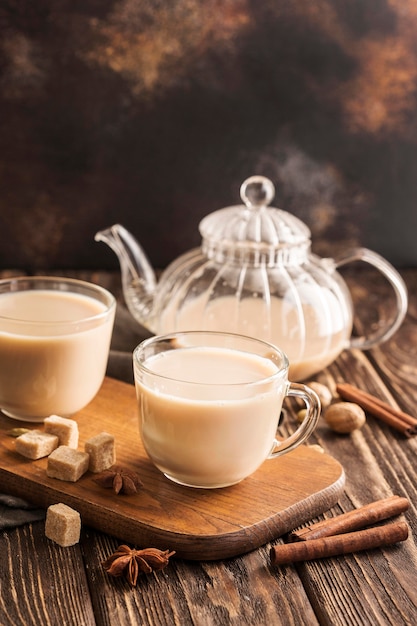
334, 248, 408, 350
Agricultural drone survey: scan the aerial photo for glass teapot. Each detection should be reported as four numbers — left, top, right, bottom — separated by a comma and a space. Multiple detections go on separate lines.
95, 176, 408, 381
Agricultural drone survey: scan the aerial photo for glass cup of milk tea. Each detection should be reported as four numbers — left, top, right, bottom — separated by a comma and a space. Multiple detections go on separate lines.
0, 276, 116, 422
133, 331, 321, 489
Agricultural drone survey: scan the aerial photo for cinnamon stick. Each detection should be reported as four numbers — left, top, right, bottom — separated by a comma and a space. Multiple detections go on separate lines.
290, 495, 409, 541
336, 383, 417, 437
270, 521, 408, 566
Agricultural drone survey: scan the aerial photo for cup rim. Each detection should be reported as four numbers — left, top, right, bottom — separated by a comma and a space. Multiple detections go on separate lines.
133, 330, 289, 387
0, 275, 116, 327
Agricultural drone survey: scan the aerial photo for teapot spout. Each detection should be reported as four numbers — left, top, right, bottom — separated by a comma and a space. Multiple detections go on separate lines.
95, 224, 157, 328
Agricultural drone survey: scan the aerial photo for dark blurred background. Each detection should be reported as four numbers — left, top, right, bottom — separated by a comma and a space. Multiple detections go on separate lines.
1, 0, 416, 271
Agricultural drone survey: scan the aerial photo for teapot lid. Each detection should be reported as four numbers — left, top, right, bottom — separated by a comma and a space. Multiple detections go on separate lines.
199, 176, 310, 262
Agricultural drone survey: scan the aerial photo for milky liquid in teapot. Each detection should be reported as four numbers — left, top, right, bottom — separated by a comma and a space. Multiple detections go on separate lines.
159, 293, 347, 381
96, 176, 408, 381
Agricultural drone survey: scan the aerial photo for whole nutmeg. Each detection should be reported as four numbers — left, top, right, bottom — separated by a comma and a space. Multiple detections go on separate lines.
306, 382, 333, 409
323, 402, 366, 434
296, 408, 307, 423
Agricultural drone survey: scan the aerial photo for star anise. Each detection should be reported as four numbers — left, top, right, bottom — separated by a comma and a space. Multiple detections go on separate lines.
103, 545, 176, 586
94, 465, 143, 495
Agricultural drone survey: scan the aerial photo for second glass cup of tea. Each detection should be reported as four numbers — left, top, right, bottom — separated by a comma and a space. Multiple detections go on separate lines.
0, 276, 116, 422
133, 331, 320, 489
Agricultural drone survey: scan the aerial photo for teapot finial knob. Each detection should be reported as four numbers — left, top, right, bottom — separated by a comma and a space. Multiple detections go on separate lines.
240, 176, 275, 209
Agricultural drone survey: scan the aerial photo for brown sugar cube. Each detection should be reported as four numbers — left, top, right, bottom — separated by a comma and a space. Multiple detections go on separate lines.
85, 432, 115, 473
44, 415, 79, 448
45, 503, 81, 547
15, 430, 59, 460
47, 446, 90, 482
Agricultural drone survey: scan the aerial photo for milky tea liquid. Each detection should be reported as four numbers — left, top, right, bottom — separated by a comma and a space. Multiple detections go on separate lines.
160, 294, 348, 381
135, 345, 286, 488
0, 290, 114, 420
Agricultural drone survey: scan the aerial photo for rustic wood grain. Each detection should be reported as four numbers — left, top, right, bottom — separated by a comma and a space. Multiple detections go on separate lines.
0, 522, 96, 626
81, 529, 320, 626
0, 268, 416, 625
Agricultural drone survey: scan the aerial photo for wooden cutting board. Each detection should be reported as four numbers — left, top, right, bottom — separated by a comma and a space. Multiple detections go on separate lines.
0, 377, 345, 560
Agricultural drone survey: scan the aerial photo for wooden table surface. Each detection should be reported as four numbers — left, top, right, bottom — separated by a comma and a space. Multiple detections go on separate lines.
0, 267, 416, 626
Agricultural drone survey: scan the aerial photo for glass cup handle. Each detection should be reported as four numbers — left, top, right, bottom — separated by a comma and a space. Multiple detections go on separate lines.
269, 383, 321, 459
334, 247, 408, 350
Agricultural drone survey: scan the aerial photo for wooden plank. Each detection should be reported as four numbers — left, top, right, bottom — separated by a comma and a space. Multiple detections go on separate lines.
0, 522, 96, 626
82, 529, 321, 626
